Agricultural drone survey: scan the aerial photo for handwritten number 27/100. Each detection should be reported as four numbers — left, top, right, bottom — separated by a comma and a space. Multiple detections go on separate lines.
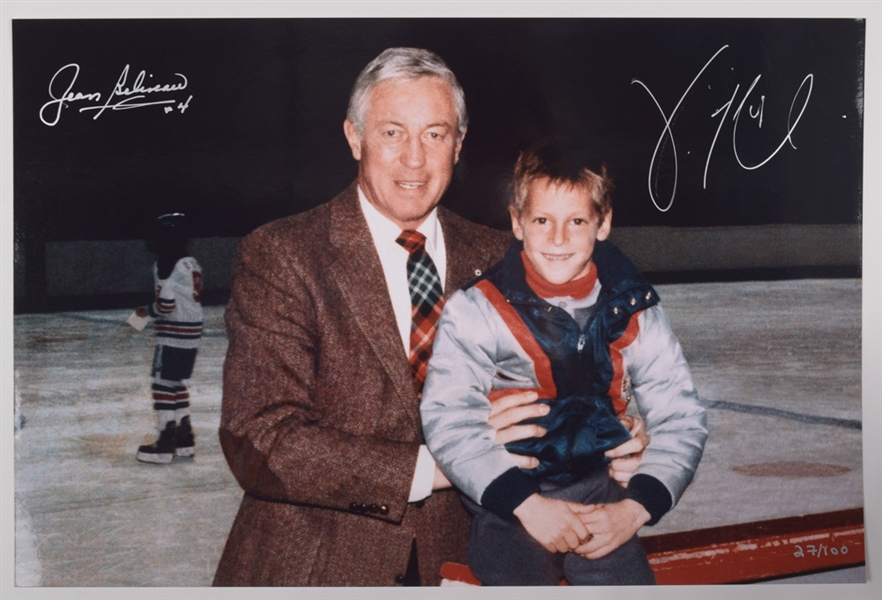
632, 45, 814, 212
793, 544, 849, 558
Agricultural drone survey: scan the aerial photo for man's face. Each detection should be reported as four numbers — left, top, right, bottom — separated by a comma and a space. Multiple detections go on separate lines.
344, 76, 464, 230
511, 177, 611, 285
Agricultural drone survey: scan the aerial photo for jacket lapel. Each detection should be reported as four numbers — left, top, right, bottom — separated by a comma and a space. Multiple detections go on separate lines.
440, 207, 499, 295
325, 184, 420, 429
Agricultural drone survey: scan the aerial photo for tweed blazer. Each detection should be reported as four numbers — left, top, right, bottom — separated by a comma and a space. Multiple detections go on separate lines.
213, 182, 510, 586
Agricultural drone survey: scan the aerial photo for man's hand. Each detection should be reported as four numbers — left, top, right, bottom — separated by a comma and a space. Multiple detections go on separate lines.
431, 465, 451, 491
606, 415, 649, 487
513, 494, 590, 553
572, 499, 650, 559
431, 391, 547, 491
488, 391, 547, 469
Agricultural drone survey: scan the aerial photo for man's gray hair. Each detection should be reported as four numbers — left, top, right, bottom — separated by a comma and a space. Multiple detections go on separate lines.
346, 47, 468, 140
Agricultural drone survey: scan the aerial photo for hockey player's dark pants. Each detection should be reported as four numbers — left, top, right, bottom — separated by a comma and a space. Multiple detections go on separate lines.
151, 345, 197, 380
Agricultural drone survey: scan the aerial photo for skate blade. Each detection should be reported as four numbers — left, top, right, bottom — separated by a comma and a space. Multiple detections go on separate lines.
136, 451, 174, 464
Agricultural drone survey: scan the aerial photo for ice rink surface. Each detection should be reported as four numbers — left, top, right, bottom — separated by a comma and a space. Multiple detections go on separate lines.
12, 278, 866, 587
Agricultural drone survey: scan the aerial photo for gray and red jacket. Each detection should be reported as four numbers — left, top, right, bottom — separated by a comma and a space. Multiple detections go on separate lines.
421, 240, 707, 523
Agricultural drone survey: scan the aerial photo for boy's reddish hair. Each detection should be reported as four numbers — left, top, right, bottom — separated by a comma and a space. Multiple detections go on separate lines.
510, 142, 614, 223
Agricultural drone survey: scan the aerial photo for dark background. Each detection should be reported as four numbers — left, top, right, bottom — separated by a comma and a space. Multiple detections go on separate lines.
12, 18, 865, 310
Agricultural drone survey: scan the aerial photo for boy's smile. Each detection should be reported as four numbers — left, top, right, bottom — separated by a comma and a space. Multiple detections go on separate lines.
511, 177, 612, 286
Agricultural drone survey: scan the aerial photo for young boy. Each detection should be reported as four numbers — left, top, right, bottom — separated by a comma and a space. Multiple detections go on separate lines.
420, 144, 708, 585
134, 213, 204, 464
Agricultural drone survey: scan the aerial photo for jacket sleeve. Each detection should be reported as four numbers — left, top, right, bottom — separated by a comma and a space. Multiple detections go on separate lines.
421, 288, 538, 512
218, 230, 420, 524
623, 304, 708, 522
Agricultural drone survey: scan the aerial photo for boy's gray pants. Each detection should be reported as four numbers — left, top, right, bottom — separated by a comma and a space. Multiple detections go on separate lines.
464, 468, 657, 586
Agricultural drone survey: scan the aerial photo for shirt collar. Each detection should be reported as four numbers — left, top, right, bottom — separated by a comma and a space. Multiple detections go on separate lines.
357, 185, 441, 255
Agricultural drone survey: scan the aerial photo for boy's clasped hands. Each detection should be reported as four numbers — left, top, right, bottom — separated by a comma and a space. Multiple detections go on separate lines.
513, 494, 651, 558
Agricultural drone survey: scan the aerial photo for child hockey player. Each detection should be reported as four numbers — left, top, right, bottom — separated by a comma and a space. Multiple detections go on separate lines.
135, 213, 203, 464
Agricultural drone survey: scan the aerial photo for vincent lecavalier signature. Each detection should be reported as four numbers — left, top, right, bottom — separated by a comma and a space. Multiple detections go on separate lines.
632, 45, 813, 212
40, 63, 192, 127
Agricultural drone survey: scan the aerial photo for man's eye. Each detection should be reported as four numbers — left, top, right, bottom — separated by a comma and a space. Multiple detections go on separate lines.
384, 130, 399, 137
427, 132, 441, 139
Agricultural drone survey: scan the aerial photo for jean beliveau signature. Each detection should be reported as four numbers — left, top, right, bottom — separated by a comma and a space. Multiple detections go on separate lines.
40, 63, 192, 126
632, 45, 813, 212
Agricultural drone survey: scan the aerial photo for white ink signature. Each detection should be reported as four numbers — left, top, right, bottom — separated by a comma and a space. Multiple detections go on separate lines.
40, 63, 192, 126
632, 45, 813, 212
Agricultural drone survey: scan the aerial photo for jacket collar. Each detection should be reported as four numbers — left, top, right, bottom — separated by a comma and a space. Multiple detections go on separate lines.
326, 180, 480, 296
322, 183, 501, 432
325, 182, 421, 428
437, 208, 502, 296
323, 182, 509, 425
494, 239, 654, 308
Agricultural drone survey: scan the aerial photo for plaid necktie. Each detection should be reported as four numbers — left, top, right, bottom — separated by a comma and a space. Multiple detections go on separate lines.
396, 230, 445, 396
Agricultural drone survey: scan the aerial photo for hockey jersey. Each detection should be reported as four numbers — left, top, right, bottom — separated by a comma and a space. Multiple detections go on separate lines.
147, 257, 204, 349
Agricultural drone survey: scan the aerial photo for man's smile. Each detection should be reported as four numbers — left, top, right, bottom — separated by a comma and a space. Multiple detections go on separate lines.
396, 181, 426, 189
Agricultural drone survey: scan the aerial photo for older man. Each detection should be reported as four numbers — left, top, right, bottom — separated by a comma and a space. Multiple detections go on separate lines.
214, 47, 646, 587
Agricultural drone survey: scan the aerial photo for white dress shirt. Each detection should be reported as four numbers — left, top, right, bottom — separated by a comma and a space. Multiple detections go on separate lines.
358, 187, 443, 502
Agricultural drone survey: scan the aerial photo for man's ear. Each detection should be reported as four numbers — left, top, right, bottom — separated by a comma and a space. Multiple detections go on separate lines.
509, 206, 525, 241
343, 119, 362, 161
454, 127, 467, 164
597, 208, 612, 242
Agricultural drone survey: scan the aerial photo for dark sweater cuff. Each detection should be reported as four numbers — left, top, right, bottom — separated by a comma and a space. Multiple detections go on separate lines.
624, 474, 673, 526
480, 467, 541, 521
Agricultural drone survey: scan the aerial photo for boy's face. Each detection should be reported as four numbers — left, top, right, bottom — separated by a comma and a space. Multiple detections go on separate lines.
511, 177, 611, 285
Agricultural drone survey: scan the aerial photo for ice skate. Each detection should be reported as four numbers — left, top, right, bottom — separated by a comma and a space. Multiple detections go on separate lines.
175, 415, 195, 458
136, 421, 177, 464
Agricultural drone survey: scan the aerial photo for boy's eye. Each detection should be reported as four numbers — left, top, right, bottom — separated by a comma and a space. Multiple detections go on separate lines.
573, 218, 585, 225
534, 217, 547, 224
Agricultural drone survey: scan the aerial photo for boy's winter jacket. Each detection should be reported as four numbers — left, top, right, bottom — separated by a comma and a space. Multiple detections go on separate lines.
421, 240, 707, 522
